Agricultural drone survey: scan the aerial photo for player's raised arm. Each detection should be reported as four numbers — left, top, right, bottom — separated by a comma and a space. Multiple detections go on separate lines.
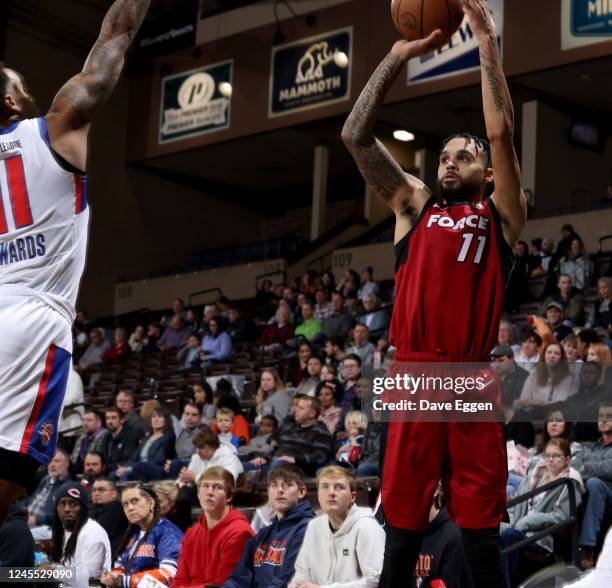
45, 0, 151, 171
464, 0, 526, 246
341, 33, 441, 229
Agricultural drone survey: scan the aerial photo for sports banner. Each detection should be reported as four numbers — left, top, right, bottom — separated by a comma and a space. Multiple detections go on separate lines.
159, 60, 233, 145
407, 0, 504, 85
562, 0, 612, 50
269, 27, 352, 118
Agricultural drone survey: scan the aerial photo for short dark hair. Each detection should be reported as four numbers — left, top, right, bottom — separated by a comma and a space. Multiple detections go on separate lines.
183, 401, 202, 414
193, 429, 220, 449
520, 329, 542, 346
84, 408, 103, 422
85, 451, 106, 466
268, 464, 306, 487
579, 329, 600, 346
326, 336, 345, 349
260, 414, 279, 429
104, 406, 122, 418
298, 395, 321, 418
441, 133, 491, 167
344, 353, 362, 367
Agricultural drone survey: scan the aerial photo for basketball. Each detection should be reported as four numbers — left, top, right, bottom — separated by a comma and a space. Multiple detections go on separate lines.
391, 0, 464, 45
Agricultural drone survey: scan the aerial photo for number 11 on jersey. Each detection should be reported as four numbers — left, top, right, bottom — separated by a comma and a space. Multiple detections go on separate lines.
457, 233, 487, 264
0, 154, 33, 235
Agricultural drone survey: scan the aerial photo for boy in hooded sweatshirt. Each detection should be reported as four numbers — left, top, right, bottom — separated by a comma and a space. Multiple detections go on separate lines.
223, 465, 314, 588
172, 466, 254, 588
289, 465, 385, 588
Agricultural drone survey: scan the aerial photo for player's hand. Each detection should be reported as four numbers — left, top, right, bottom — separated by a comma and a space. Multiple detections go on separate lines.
463, 0, 496, 38
391, 29, 444, 62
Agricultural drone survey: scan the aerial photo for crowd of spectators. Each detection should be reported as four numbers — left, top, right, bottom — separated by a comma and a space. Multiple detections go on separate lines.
3, 226, 612, 587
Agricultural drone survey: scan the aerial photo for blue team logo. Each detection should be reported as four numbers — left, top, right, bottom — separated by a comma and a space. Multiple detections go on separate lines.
571, 0, 612, 36
38, 421, 54, 446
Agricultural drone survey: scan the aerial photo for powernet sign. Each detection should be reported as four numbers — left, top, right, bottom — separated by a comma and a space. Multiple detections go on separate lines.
159, 61, 232, 144
269, 27, 352, 118
407, 0, 504, 84
562, 0, 612, 50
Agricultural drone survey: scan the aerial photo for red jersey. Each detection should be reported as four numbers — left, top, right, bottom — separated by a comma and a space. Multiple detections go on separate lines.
389, 196, 514, 358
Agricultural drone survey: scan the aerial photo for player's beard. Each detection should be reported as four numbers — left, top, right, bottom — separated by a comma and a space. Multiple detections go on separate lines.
437, 175, 482, 203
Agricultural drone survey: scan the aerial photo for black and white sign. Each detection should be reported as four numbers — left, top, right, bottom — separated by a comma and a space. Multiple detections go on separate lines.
159, 61, 233, 145
269, 27, 352, 118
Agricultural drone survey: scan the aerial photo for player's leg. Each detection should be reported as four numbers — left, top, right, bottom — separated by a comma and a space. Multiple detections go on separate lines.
0, 449, 39, 525
447, 421, 507, 588
379, 419, 446, 587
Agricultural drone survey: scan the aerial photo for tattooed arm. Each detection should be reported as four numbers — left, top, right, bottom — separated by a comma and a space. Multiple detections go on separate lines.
464, 0, 526, 246
341, 32, 441, 242
45, 0, 151, 171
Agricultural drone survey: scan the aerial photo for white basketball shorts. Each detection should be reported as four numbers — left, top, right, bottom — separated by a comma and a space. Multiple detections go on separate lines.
0, 287, 72, 464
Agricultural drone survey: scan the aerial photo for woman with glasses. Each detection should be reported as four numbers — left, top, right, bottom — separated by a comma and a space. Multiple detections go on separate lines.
100, 484, 183, 587
500, 438, 584, 588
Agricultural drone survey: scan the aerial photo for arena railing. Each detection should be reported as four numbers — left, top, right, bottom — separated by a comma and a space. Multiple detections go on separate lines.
500, 477, 580, 567
188, 287, 223, 307
255, 269, 287, 291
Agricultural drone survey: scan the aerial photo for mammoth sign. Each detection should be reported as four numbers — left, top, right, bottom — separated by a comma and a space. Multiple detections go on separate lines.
269, 27, 352, 117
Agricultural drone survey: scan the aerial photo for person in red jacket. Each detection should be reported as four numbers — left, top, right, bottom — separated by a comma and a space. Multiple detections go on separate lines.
172, 466, 254, 588
102, 327, 131, 364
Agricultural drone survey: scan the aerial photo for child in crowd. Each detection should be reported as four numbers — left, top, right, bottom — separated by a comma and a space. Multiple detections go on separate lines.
216, 408, 239, 450
320, 363, 338, 382
238, 415, 278, 459
335, 410, 367, 466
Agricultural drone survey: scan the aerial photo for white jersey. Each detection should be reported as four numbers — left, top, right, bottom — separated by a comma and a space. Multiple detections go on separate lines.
0, 117, 89, 322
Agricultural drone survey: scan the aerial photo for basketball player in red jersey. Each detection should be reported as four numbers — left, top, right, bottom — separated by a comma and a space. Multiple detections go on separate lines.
342, 1, 526, 587
0, 0, 151, 526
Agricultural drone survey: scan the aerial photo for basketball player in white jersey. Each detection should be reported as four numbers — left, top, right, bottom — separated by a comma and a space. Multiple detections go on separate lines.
0, 0, 151, 525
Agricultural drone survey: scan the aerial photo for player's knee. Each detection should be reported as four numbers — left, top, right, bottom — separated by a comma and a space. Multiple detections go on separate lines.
0, 448, 40, 492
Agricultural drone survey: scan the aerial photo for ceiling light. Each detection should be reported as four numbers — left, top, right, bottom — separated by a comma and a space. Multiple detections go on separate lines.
393, 130, 415, 142
218, 82, 233, 98
334, 51, 349, 69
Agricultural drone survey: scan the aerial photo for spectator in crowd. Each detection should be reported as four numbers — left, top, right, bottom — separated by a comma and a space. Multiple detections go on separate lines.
491, 344, 530, 410
51, 483, 111, 588
173, 467, 254, 587
78, 328, 110, 370
358, 266, 379, 301
256, 369, 292, 424
261, 305, 294, 351
506, 241, 531, 312
313, 288, 332, 321
287, 342, 312, 386
143, 321, 162, 353
102, 327, 130, 365
153, 480, 192, 534
294, 301, 322, 343
192, 382, 216, 425
559, 237, 594, 291
72, 320, 89, 363
346, 323, 375, 366
514, 329, 542, 373
556, 224, 581, 261
59, 366, 85, 444
539, 274, 586, 326
544, 302, 574, 341
216, 408, 240, 449
71, 409, 110, 474
227, 306, 257, 343
115, 407, 176, 482
213, 389, 251, 443
89, 477, 128, 556
578, 328, 601, 360
515, 342, 577, 411
158, 314, 192, 352
179, 430, 244, 486
185, 308, 200, 332
165, 402, 206, 478
177, 334, 202, 369
27, 449, 73, 527
586, 342, 612, 387
202, 318, 232, 365
300, 271, 317, 295
340, 354, 362, 411
238, 415, 278, 460
591, 277, 612, 331
83, 451, 106, 485
412, 484, 472, 588
223, 465, 315, 588
281, 287, 299, 317
255, 279, 278, 319
575, 401, 612, 568
321, 271, 336, 293
102, 406, 142, 474
128, 325, 146, 353
296, 355, 322, 397
337, 269, 360, 299
161, 298, 187, 328
566, 362, 607, 442
321, 363, 338, 381
101, 485, 183, 587
322, 292, 353, 340
316, 380, 344, 435
357, 408, 382, 478
501, 439, 584, 587
0, 501, 34, 570
324, 336, 346, 370
358, 294, 388, 340
561, 333, 583, 377
115, 390, 146, 437
289, 466, 385, 587
527, 239, 545, 277
249, 396, 333, 477
539, 238, 555, 274
335, 410, 367, 468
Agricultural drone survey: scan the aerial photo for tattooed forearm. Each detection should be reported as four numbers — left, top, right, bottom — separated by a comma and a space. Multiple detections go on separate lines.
479, 34, 514, 134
